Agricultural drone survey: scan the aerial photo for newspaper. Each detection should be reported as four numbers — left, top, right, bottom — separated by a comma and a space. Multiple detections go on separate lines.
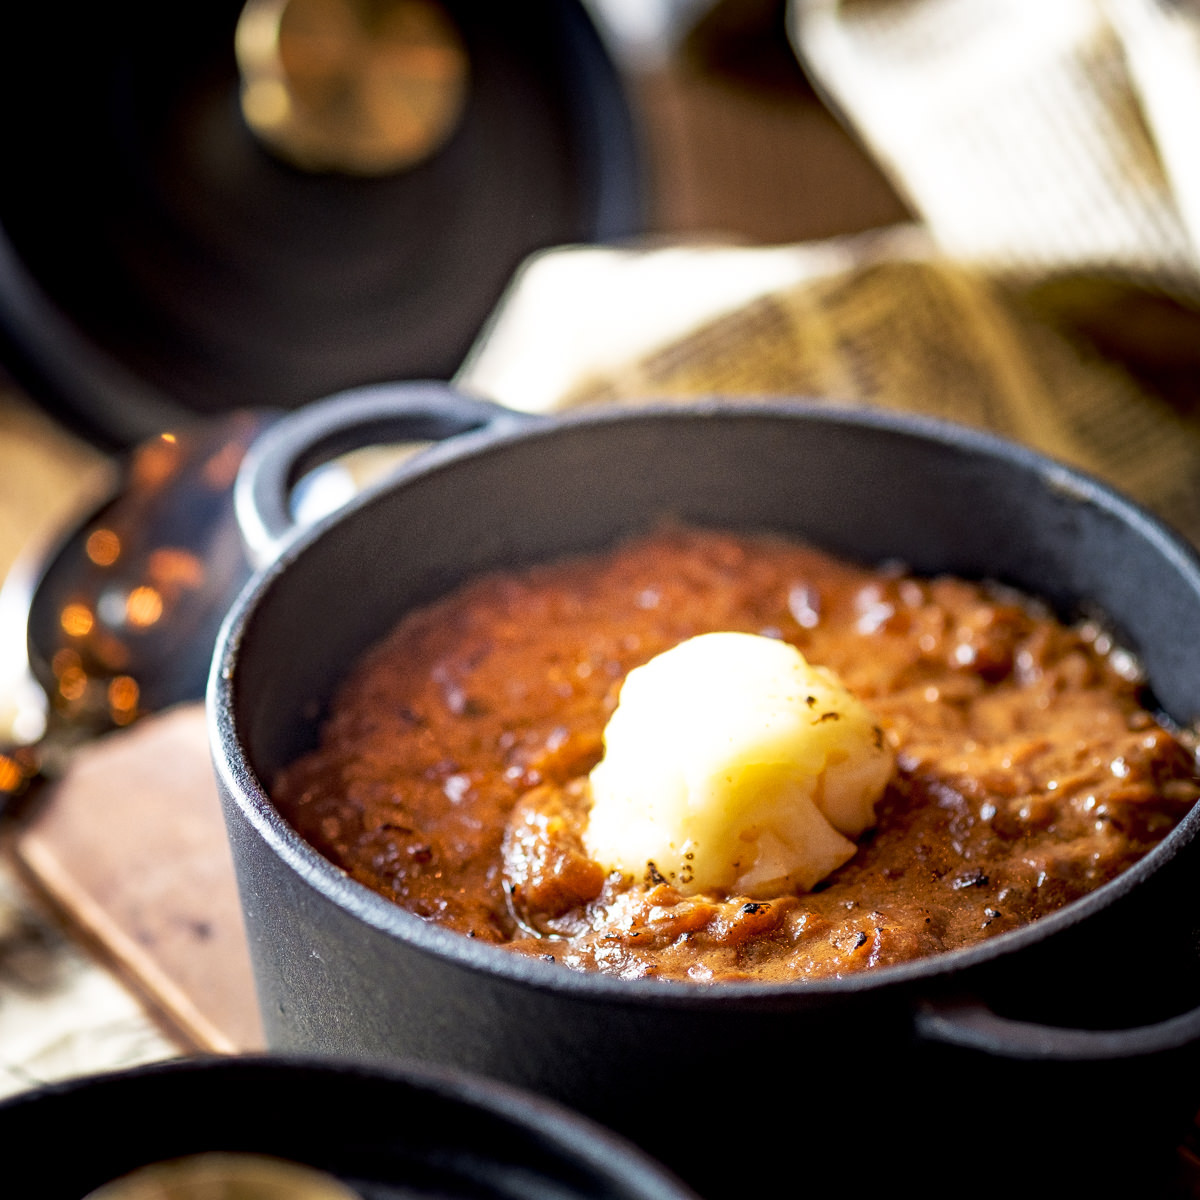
460, 224, 1200, 547
0, 859, 177, 1101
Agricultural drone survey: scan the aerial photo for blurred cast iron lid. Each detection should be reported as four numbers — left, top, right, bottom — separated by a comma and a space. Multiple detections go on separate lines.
0, 0, 644, 449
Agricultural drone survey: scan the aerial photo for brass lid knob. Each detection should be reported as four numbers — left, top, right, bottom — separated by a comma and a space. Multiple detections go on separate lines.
235, 0, 469, 176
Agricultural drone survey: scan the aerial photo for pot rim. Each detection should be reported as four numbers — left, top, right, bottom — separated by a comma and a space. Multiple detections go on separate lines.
209, 398, 1200, 1011
0, 1051, 700, 1199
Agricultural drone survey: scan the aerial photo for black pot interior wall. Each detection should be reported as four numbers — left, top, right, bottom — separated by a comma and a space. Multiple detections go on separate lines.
232, 408, 1200, 789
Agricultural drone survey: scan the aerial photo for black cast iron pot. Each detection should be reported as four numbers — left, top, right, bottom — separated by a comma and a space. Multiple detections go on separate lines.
0, 0, 643, 450
209, 383, 1200, 1200
0, 1053, 697, 1199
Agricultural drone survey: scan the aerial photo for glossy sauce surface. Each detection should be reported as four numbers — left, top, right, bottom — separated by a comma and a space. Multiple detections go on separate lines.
272, 526, 1199, 982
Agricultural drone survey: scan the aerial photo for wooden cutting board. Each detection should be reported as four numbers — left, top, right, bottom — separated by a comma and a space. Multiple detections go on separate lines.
9, 702, 264, 1054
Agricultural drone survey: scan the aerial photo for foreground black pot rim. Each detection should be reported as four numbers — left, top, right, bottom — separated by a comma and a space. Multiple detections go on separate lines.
208, 395, 1200, 1042
0, 1051, 700, 1200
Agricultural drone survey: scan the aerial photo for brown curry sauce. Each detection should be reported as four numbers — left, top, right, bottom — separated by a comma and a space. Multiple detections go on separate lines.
272, 525, 1200, 982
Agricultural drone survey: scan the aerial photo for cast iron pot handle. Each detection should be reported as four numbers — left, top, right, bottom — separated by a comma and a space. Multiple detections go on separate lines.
914, 992, 1200, 1061
235, 380, 535, 568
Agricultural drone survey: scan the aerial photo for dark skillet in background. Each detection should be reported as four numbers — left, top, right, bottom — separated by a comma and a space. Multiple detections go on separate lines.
0, 0, 643, 451
211, 383, 1200, 1200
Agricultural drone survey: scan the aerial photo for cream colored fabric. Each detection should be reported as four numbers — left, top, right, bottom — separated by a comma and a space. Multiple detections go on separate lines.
459, 223, 1200, 544
788, 0, 1200, 299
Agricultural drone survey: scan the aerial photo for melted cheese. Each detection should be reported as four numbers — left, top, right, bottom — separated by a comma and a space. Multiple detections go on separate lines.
585, 632, 894, 897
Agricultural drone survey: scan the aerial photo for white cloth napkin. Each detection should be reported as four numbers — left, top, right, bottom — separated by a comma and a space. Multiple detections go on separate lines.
788, 0, 1200, 300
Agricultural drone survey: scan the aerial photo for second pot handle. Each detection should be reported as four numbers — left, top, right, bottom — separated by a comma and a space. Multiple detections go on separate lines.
914, 991, 1200, 1061
235, 381, 533, 569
